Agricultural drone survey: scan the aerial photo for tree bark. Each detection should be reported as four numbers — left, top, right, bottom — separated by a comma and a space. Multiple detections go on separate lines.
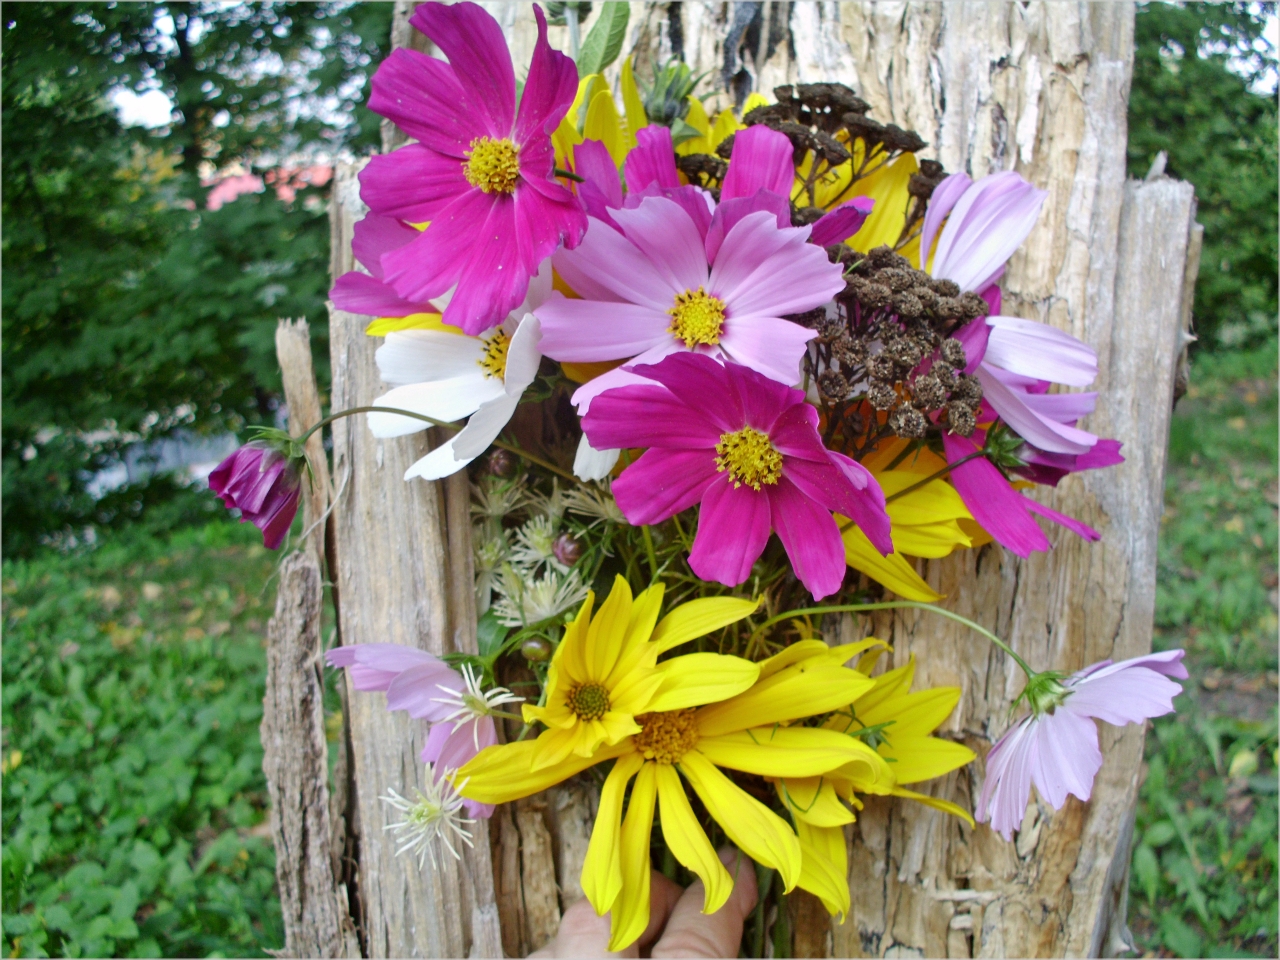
319, 3, 1200, 956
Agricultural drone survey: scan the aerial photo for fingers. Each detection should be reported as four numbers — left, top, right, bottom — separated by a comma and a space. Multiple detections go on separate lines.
649, 847, 758, 959
532, 870, 682, 959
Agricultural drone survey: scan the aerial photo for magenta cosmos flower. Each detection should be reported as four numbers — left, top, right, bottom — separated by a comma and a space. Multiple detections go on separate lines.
581, 353, 892, 599
976, 650, 1187, 840
327, 644, 523, 818
208, 441, 303, 550
537, 126, 849, 412
358, 2, 586, 335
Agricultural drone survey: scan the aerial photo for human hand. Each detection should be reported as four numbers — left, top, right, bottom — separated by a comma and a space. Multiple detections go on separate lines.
530, 846, 758, 958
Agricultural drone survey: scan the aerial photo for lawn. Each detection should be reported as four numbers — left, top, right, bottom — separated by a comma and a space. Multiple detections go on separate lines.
2, 343, 1276, 959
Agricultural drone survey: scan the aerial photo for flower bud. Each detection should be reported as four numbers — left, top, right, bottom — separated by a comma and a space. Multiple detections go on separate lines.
486, 449, 517, 478
521, 638, 553, 662
552, 532, 582, 567
208, 438, 304, 550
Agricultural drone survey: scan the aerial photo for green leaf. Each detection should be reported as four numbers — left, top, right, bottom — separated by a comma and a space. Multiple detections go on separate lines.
669, 117, 703, 147
1143, 820, 1179, 848
1133, 843, 1160, 905
1159, 912, 1204, 959
575, 2, 629, 76
477, 609, 510, 659
1168, 854, 1211, 925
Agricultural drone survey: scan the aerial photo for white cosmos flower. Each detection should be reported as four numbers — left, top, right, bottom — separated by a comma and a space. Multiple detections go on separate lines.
367, 264, 551, 481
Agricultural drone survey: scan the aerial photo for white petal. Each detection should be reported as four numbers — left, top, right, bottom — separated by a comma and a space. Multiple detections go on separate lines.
376, 330, 485, 385
367, 378, 504, 438
403, 435, 476, 481
503, 314, 544, 395
452, 393, 521, 460
574, 434, 620, 481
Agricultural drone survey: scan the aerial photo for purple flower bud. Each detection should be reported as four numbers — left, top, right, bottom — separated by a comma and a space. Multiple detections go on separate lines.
208, 441, 303, 550
552, 532, 582, 567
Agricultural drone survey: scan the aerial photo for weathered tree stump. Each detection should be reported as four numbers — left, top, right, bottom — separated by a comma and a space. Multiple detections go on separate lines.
259, 3, 1201, 956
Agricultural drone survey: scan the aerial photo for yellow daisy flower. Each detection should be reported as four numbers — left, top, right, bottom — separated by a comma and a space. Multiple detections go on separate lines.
520, 575, 760, 770
777, 645, 976, 918
458, 636, 890, 951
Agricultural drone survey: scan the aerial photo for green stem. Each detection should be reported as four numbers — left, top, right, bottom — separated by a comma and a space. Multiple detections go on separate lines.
554, 166, 585, 182
881, 448, 988, 505
640, 523, 660, 583
297, 405, 580, 485
748, 600, 1034, 678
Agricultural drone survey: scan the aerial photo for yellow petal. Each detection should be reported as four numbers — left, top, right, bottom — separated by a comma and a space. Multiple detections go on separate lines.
456, 738, 629, 805
364, 312, 458, 337
695, 663, 874, 739
849, 659, 915, 714
585, 88, 626, 168
595, 711, 644, 749
847, 152, 918, 251
840, 520, 942, 602
609, 761, 658, 952
679, 750, 802, 891
823, 638, 889, 669
755, 640, 832, 679
650, 596, 759, 654
646, 653, 760, 712
879, 736, 975, 785
552, 113, 583, 170
708, 108, 739, 150
582, 752, 645, 915
858, 686, 963, 739
561, 358, 623, 382
889, 785, 975, 827
556, 590, 595, 682
891, 521, 973, 559
586, 575, 633, 681
795, 819, 850, 919
605, 667, 664, 716
655, 765, 734, 914
698, 727, 891, 783
527, 724, 588, 771
741, 91, 771, 115
620, 58, 647, 146
605, 583, 665, 687
776, 777, 857, 828
957, 517, 995, 548
675, 96, 712, 156
880, 472, 969, 525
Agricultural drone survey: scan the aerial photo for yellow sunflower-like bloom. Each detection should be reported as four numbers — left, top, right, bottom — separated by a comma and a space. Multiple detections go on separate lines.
777, 644, 976, 918
458, 632, 891, 951
519, 575, 760, 770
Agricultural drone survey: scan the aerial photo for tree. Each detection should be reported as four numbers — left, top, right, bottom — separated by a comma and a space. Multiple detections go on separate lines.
1128, 2, 1278, 349
1, 2, 393, 555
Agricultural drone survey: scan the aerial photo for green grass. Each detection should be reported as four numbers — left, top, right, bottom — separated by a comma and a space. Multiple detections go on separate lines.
1129, 340, 1279, 958
2, 520, 285, 958
2, 346, 1275, 959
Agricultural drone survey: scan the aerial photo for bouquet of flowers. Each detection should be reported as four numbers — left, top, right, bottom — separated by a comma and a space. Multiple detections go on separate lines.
211, 3, 1186, 951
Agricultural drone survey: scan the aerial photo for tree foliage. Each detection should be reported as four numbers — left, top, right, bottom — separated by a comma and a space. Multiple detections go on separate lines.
1128, 2, 1278, 350
1, 2, 392, 555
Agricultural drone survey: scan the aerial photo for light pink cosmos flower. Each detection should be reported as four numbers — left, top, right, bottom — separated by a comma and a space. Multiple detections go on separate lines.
580, 352, 892, 600
326, 644, 523, 817
976, 649, 1187, 840
358, 2, 586, 335
539, 125, 852, 415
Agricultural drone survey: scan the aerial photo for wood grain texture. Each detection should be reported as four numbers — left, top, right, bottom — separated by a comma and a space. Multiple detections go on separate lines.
276, 318, 332, 568
261, 552, 361, 959
328, 161, 501, 958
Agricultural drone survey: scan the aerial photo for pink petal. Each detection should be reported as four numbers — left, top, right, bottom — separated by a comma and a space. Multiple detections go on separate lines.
951, 318, 991, 373
359, 144, 472, 223
513, 5, 579, 143
720, 125, 794, 201
386, 663, 465, 721
325, 643, 442, 692
767, 477, 848, 600
612, 448, 722, 525
611, 196, 709, 296
580, 384, 725, 450
809, 196, 875, 247
626, 353, 743, 432
352, 213, 420, 278
1014, 388, 1098, 425
723, 361, 804, 435
688, 475, 773, 587
761, 402, 825, 460
705, 190, 791, 264
789, 453, 893, 556
984, 316, 1098, 387
977, 367, 1097, 455
568, 349, 672, 414
1021, 496, 1100, 542
535, 295, 671, 362
1064, 663, 1184, 725
330, 271, 426, 318
711, 217, 846, 320
942, 432, 1051, 556
1028, 709, 1101, 808
410, 1, 515, 138
918, 172, 971, 269
624, 125, 680, 191
575, 139, 623, 220
717, 315, 815, 386
976, 718, 1036, 840
980, 283, 1002, 316
422, 720, 483, 771
367, 49, 479, 155
931, 171, 1047, 292
552, 212, 683, 310
513, 168, 589, 275
626, 184, 715, 242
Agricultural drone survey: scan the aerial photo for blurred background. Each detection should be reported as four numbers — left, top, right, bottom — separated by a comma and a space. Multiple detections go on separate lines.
2, 2, 1275, 957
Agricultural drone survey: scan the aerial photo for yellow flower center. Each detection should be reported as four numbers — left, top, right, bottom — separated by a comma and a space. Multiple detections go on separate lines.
464, 137, 521, 194
715, 427, 783, 490
633, 709, 699, 764
667, 287, 726, 346
567, 682, 611, 722
477, 331, 510, 379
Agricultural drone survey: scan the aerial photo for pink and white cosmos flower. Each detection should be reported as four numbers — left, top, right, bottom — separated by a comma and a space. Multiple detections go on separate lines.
975, 649, 1187, 840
